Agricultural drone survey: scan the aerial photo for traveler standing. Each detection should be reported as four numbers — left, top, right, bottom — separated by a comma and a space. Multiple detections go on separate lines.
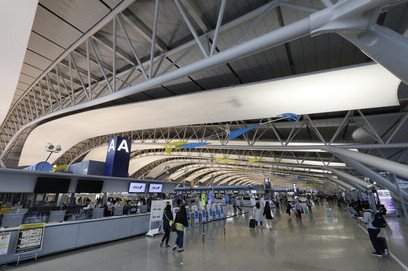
160, 203, 173, 248
263, 201, 273, 229
173, 205, 188, 252
233, 197, 242, 214
253, 202, 263, 227
294, 200, 302, 220
362, 204, 384, 256
286, 203, 292, 217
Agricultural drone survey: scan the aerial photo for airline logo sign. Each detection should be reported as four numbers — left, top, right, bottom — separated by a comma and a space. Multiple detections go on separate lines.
104, 136, 131, 177
149, 184, 163, 193
129, 182, 146, 193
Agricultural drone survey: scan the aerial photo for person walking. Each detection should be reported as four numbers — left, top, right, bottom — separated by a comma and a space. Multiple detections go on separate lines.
253, 202, 263, 227
173, 205, 188, 252
362, 204, 383, 256
263, 201, 273, 229
160, 203, 173, 248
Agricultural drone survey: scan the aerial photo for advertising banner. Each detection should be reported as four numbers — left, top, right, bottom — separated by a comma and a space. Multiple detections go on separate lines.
15, 223, 45, 254
377, 189, 397, 215
104, 136, 131, 177
146, 200, 171, 236
0, 232, 11, 255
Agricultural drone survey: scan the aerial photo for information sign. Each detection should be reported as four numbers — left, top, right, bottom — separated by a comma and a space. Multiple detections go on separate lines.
377, 189, 397, 215
0, 232, 11, 255
15, 223, 44, 254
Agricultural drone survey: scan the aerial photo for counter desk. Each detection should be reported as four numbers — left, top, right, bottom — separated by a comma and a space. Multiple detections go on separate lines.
0, 212, 150, 265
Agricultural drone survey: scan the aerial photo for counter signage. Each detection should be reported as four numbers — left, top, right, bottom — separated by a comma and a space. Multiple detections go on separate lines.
0, 232, 11, 255
15, 223, 45, 254
129, 182, 146, 193
149, 184, 163, 193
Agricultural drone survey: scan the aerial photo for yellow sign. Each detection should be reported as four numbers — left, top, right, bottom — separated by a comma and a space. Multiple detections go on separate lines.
215, 157, 235, 163
248, 158, 262, 163
164, 141, 188, 154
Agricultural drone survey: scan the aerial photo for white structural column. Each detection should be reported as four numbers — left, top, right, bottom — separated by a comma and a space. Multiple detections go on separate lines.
0, 1, 38, 129
324, 146, 408, 181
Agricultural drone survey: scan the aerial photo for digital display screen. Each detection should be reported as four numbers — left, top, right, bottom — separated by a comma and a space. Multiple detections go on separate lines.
148, 184, 163, 193
129, 182, 146, 193
75, 180, 104, 193
34, 177, 71, 193
250, 190, 257, 194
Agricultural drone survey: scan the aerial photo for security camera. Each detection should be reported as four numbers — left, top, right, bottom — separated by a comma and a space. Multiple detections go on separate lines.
55, 144, 62, 152
45, 143, 55, 152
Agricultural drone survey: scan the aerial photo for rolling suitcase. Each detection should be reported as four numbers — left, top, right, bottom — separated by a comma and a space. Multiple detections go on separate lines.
378, 237, 389, 255
249, 219, 256, 228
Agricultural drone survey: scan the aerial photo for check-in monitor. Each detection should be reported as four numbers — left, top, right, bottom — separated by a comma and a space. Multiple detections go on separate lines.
148, 183, 163, 193
34, 177, 71, 193
129, 182, 146, 193
75, 179, 104, 193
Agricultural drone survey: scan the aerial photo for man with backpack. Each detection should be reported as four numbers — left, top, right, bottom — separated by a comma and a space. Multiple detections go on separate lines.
362, 203, 387, 256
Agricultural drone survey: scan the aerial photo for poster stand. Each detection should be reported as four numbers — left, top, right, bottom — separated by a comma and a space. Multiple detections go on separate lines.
15, 223, 45, 265
146, 200, 172, 237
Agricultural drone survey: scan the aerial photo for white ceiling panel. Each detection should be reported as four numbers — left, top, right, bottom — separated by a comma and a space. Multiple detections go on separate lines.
40, 0, 109, 33
32, 5, 82, 49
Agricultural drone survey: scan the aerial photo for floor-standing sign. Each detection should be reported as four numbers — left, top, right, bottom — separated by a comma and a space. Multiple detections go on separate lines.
201, 207, 207, 224
146, 200, 170, 237
219, 204, 224, 219
0, 232, 11, 255
207, 206, 213, 222
15, 223, 45, 264
192, 205, 199, 226
215, 205, 220, 220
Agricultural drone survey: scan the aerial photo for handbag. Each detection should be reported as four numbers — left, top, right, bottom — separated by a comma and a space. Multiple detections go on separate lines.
164, 213, 173, 226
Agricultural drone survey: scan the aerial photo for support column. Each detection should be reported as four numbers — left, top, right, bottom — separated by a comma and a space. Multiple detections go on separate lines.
324, 146, 408, 181
326, 167, 368, 192
337, 155, 408, 202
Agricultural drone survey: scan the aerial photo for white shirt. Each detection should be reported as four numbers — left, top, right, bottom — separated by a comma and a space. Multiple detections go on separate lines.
363, 210, 378, 229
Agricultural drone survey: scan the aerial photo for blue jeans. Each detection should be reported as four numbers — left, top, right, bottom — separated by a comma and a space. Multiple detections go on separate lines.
175, 230, 184, 248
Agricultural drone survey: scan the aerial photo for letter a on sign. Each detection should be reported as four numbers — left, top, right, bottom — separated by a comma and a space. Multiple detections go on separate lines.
117, 140, 129, 153
108, 140, 115, 152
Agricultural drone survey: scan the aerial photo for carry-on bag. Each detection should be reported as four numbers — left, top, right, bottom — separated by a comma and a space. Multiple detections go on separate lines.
249, 219, 256, 228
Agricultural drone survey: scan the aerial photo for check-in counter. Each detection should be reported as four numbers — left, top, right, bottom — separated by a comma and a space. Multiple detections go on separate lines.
0, 212, 150, 265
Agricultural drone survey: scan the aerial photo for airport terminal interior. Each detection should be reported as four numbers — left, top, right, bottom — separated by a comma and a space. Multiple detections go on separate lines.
1, 0, 408, 270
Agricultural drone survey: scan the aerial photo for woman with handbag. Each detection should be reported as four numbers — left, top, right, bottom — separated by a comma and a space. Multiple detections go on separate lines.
173, 205, 188, 252
160, 203, 173, 248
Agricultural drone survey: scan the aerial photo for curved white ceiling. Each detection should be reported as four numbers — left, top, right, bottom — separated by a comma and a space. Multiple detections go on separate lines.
0, 1, 38, 124
19, 63, 400, 166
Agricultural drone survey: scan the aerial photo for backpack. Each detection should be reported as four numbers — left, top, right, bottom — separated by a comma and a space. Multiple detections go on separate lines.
371, 212, 387, 228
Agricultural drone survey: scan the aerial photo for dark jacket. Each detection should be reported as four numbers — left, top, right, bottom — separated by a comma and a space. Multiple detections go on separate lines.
174, 208, 189, 228
263, 205, 273, 220
162, 209, 174, 231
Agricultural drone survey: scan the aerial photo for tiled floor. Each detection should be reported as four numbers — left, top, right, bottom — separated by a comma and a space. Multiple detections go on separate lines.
5, 202, 408, 271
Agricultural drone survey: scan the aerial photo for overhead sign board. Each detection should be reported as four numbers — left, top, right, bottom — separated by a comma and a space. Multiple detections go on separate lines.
104, 136, 131, 177
149, 184, 163, 193
129, 182, 146, 193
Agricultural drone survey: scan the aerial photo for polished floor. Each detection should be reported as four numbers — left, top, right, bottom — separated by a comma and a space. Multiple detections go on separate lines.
5, 202, 408, 271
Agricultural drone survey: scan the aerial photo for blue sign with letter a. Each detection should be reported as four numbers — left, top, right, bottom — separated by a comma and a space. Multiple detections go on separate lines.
104, 136, 131, 177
